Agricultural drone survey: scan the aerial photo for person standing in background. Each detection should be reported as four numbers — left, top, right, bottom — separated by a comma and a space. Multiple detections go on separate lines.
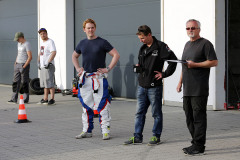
8, 32, 32, 104
37, 28, 57, 105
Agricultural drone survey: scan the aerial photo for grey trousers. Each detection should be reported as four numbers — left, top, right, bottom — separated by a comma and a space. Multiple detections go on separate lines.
11, 63, 30, 102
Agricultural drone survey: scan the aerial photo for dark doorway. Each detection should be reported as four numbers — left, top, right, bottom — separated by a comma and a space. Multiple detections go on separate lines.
226, 0, 240, 108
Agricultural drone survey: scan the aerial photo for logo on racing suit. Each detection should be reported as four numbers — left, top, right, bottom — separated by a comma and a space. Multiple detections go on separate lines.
152, 50, 158, 56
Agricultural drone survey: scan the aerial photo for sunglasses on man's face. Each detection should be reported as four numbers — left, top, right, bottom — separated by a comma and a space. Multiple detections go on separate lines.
186, 27, 199, 30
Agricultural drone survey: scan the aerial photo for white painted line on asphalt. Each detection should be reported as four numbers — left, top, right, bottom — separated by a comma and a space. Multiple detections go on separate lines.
0, 84, 11, 87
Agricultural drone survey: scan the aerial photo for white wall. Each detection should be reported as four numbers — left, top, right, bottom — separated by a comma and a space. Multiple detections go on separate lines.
162, 0, 225, 110
38, 0, 74, 89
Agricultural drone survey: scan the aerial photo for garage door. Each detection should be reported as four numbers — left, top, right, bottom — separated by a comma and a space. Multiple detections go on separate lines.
0, 0, 38, 84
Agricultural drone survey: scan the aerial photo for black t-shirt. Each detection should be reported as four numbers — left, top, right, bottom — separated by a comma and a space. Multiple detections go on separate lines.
182, 38, 218, 96
75, 37, 113, 73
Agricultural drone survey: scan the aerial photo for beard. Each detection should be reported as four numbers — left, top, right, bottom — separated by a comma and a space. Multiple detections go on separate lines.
188, 32, 195, 38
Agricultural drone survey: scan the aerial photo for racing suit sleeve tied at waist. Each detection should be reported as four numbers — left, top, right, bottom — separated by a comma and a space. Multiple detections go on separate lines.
78, 72, 108, 93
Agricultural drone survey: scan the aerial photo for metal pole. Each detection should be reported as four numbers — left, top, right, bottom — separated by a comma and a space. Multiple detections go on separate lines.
225, 0, 229, 108
73, 0, 76, 77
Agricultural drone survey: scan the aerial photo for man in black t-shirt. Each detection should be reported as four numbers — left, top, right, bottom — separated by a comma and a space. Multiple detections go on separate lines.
177, 19, 218, 155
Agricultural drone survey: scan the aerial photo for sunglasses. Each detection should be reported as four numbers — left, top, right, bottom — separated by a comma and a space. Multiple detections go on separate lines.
186, 27, 199, 30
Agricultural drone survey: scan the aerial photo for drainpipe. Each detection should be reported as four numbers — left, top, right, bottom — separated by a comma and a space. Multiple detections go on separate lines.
73, 0, 76, 76
225, 0, 229, 108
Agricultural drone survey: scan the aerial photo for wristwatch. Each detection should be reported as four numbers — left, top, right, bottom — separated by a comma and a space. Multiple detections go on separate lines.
106, 66, 111, 72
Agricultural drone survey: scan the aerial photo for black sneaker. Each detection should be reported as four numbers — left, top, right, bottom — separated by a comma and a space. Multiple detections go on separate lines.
7, 100, 17, 104
48, 99, 55, 105
148, 136, 160, 146
24, 100, 29, 104
123, 137, 142, 145
37, 99, 48, 105
184, 145, 205, 155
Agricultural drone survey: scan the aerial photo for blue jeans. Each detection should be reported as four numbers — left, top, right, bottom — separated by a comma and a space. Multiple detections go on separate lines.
134, 85, 163, 140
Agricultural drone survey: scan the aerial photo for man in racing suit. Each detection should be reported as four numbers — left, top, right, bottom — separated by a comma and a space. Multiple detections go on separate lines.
124, 25, 177, 145
72, 18, 120, 140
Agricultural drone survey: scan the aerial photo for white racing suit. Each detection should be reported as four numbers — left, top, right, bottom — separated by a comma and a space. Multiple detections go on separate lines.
78, 71, 111, 134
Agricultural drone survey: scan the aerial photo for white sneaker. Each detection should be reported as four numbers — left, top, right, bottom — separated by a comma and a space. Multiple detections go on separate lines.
102, 133, 110, 140
75, 132, 92, 139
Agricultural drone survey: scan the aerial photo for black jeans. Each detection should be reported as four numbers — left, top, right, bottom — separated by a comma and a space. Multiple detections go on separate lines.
183, 96, 208, 148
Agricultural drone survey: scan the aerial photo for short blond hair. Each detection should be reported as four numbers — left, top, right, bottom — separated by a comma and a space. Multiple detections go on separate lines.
83, 18, 96, 28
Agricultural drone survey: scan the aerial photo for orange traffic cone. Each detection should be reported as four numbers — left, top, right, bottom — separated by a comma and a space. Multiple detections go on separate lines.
15, 95, 31, 123
72, 86, 78, 97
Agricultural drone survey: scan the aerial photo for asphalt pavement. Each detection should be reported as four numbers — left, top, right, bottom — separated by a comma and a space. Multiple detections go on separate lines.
0, 85, 240, 160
